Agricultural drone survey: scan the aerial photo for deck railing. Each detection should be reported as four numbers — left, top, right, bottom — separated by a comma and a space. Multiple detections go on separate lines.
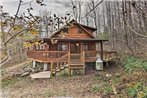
27, 50, 68, 62
85, 50, 117, 61
27, 50, 117, 63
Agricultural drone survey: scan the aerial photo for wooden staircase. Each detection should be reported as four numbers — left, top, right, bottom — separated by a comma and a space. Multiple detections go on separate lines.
30, 52, 86, 79
68, 52, 85, 75
52, 64, 68, 76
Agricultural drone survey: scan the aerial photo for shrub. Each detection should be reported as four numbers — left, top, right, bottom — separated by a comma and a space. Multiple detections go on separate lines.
122, 55, 147, 73
127, 82, 147, 98
90, 84, 113, 95
97, 32, 109, 39
90, 85, 102, 93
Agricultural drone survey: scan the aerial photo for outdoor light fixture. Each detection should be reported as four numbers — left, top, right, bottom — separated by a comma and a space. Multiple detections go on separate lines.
76, 43, 79, 46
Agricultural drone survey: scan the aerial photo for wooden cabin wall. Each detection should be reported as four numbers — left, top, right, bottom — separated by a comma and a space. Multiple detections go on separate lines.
54, 25, 93, 39
88, 42, 96, 51
66, 25, 92, 39
49, 44, 58, 51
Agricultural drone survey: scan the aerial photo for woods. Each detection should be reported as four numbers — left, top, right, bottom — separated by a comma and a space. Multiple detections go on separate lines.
1, 0, 147, 98
1, 0, 147, 65
81, 0, 147, 56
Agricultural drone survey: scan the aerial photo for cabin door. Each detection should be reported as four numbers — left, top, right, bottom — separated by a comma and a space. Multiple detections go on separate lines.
70, 43, 81, 54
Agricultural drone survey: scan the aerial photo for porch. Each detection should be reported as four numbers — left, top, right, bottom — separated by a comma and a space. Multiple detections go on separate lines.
26, 38, 117, 77
27, 50, 117, 63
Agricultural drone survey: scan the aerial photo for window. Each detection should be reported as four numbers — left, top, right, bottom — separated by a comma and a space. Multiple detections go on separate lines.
83, 43, 88, 51
58, 43, 68, 51
88, 43, 95, 50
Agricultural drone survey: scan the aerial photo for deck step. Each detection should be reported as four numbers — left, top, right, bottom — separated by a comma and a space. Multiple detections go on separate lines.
69, 63, 84, 65
70, 67, 84, 69
30, 71, 51, 79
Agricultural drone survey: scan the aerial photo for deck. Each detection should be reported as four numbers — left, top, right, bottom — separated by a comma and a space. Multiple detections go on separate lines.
27, 50, 117, 63
27, 50, 116, 77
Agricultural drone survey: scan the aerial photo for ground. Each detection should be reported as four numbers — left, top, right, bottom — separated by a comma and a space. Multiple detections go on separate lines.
1, 60, 147, 98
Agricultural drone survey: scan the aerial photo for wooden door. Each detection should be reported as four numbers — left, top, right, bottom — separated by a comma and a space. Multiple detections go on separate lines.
70, 43, 80, 53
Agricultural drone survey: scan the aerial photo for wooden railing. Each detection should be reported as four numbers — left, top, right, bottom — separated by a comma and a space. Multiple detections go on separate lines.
27, 50, 117, 63
69, 52, 85, 64
84, 50, 117, 62
27, 50, 68, 62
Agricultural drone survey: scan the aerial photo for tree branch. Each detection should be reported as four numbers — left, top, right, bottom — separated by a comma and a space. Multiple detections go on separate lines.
125, 19, 147, 38
82, 0, 103, 18
0, 49, 11, 66
7, 0, 23, 35
4, 29, 28, 45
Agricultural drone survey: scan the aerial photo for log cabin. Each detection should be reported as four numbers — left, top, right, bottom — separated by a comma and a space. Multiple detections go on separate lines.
27, 19, 116, 78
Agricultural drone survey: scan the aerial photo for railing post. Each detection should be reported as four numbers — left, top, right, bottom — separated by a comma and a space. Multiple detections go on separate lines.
68, 52, 71, 75
83, 51, 85, 75
32, 60, 36, 68
43, 63, 48, 71
50, 62, 53, 77
100, 41, 104, 61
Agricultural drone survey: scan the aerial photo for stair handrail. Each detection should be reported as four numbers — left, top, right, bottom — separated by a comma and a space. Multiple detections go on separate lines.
55, 53, 68, 61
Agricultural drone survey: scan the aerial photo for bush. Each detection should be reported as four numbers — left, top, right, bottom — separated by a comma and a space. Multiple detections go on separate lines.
90, 84, 113, 95
127, 82, 147, 98
122, 55, 147, 73
96, 32, 109, 39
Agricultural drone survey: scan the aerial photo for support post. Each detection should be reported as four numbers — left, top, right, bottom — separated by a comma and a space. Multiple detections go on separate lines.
68, 42, 71, 76
50, 62, 53, 77
83, 51, 85, 75
100, 41, 104, 61
32, 60, 36, 68
68, 52, 71, 76
43, 63, 48, 71
68, 42, 70, 52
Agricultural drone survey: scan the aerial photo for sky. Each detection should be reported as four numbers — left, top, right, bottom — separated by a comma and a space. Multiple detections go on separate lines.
1, 0, 98, 17
1, 0, 74, 16
1, 0, 139, 16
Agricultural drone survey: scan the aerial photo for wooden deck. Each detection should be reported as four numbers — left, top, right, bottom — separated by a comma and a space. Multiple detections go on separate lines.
27, 50, 117, 63
27, 50, 116, 77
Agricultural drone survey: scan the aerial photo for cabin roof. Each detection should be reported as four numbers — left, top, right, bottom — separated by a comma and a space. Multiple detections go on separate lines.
69, 19, 97, 31
50, 19, 96, 38
27, 38, 108, 43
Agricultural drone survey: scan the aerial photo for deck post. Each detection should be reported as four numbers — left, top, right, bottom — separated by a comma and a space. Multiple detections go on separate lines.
83, 51, 85, 75
80, 42, 83, 62
68, 52, 71, 76
68, 42, 70, 52
100, 41, 104, 61
43, 63, 48, 71
32, 60, 36, 68
50, 62, 53, 77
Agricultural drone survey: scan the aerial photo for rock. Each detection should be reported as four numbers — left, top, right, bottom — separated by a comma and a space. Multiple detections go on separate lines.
106, 74, 112, 77
115, 73, 121, 77
12, 73, 22, 77
21, 71, 30, 77
31, 68, 40, 73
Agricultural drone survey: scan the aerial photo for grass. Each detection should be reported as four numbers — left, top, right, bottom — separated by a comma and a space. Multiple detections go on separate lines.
1, 58, 146, 98
90, 82, 113, 95
90, 85, 113, 95
44, 91, 67, 98
1, 77, 18, 88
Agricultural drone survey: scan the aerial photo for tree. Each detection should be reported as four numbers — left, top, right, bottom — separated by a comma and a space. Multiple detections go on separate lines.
0, 0, 45, 65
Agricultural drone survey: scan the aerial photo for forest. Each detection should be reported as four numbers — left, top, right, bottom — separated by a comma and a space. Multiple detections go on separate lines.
1, 0, 147, 98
